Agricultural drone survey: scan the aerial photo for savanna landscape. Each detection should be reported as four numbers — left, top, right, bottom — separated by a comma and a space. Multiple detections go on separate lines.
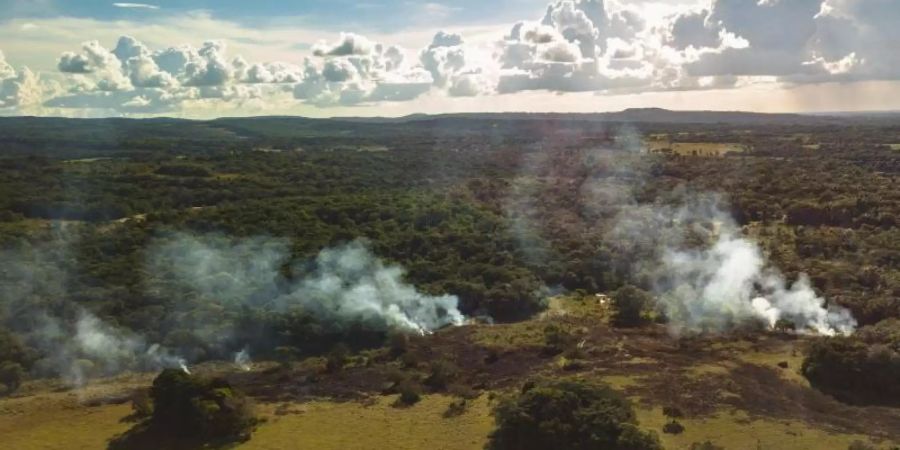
0, 111, 898, 449
2, 0, 900, 447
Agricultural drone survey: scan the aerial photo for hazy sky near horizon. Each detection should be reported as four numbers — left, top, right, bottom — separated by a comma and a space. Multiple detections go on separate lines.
0, 0, 898, 118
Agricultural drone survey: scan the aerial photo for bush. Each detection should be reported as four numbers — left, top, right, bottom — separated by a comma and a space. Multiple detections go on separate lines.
662, 405, 684, 419
663, 420, 685, 434
394, 379, 422, 407
387, 331, 410, 357
802, 334, 900, 406
425, 360, 459, 390
542, 323, 573, 355
611, 285, 653, 327
486, 380, 661, 450
0, 361, 24, 394
149, 369, 258, 441
443, 398, 468, 418
325, 343, 350, 373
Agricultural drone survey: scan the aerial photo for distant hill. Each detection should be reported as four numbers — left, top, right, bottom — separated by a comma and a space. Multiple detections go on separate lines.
339, 108, 847, 125
0, 108, 895, 158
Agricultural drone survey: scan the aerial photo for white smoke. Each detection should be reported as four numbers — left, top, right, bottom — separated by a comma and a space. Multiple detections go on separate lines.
0, 237, 187, 386
612, 194, 857, 336
286, 241, 465, 334
147, 234, 465, 335
234, 348, 251, 371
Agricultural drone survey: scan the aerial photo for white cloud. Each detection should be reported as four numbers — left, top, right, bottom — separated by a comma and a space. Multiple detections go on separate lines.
0, 51, 47, 111
0, 0, 898, 116
112, 3, 160, 10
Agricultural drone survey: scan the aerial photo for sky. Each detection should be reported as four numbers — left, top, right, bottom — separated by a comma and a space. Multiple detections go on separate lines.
0, 0, 898, 118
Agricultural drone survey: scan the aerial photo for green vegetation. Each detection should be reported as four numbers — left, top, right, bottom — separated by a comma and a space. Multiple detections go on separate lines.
802, 319, 900, 406
110, 369, 258, 449
487, 379, 661, 450
611, 285, 654, 327
0, 116, 898, 448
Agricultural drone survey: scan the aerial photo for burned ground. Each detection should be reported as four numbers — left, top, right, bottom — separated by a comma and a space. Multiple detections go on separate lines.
220, 297, 900, 443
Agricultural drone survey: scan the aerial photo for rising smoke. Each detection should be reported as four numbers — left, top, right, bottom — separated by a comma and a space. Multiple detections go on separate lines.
0, 237, 188, 386
0, 231, 464, 386
504, 124, 856, 336
610, 195, 856, 335
147, 233, 465, 336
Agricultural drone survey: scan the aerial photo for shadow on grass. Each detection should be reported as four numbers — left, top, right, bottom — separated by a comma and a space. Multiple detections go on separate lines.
108, 420, 251, 450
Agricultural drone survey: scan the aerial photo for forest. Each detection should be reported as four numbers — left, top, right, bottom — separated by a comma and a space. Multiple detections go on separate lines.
0, 114, 897, 448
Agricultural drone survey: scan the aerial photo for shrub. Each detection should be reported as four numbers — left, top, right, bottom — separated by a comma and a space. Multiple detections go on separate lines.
387, 331, 410, 357
149, 369, 258, 441
802, 334, 900, 406
0, 361, 25, 395
443, 398, 468, 418
425, 360, 459, 390
394, 379, 422, 407
542, 323, 573, 355
487, 380, 661, 450
325, 343, 350, 373
663, 420, 685, 434
662, 405, 684, 419
611, 285, 653, 327
774, 318, 796, 334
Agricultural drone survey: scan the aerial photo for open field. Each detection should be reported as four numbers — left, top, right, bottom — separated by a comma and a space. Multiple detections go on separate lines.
644, 141, 748, 156
0, 295, 896, 450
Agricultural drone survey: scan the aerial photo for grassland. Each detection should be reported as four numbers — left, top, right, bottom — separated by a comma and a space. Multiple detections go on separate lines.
0, 295, 897, 450
644, 141, 748, 156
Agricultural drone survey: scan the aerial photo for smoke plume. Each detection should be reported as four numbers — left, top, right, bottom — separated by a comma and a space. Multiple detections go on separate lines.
501, 123, 856, 336
147, 234, 465, 335
0, 237, 187, 386
607, 178, 856, 336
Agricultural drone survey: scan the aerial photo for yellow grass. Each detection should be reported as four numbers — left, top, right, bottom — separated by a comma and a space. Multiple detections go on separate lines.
645, 141, 748, 156
243, 395, 494, 450
0, 378, 147, 450
469, 321, 546, 349
636, 406, 888, 450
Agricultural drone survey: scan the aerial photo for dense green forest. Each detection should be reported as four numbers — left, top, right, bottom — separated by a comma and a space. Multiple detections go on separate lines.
0, 116, 897, 392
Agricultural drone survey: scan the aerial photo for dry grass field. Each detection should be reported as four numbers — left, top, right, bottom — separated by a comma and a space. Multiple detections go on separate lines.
0, 295, 896, 450
644, 141, 748, 156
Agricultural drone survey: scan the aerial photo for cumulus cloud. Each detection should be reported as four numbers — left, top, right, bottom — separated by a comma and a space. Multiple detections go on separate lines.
0, 0, 895, 115
294, 33, 434, 106
0, 50, 45, 110
51, 35, 304, 113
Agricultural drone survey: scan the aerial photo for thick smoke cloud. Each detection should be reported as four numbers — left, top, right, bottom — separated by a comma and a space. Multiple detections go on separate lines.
148, 233, 465, 335
611, 195, 856, 336
501, 125, 856, 336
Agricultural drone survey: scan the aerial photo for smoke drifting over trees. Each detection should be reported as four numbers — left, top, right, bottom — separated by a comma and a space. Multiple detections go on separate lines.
0, 232, 464, 385
148, 234, 465, 335
612, 196, 856, 335
503, 125, 856, 336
